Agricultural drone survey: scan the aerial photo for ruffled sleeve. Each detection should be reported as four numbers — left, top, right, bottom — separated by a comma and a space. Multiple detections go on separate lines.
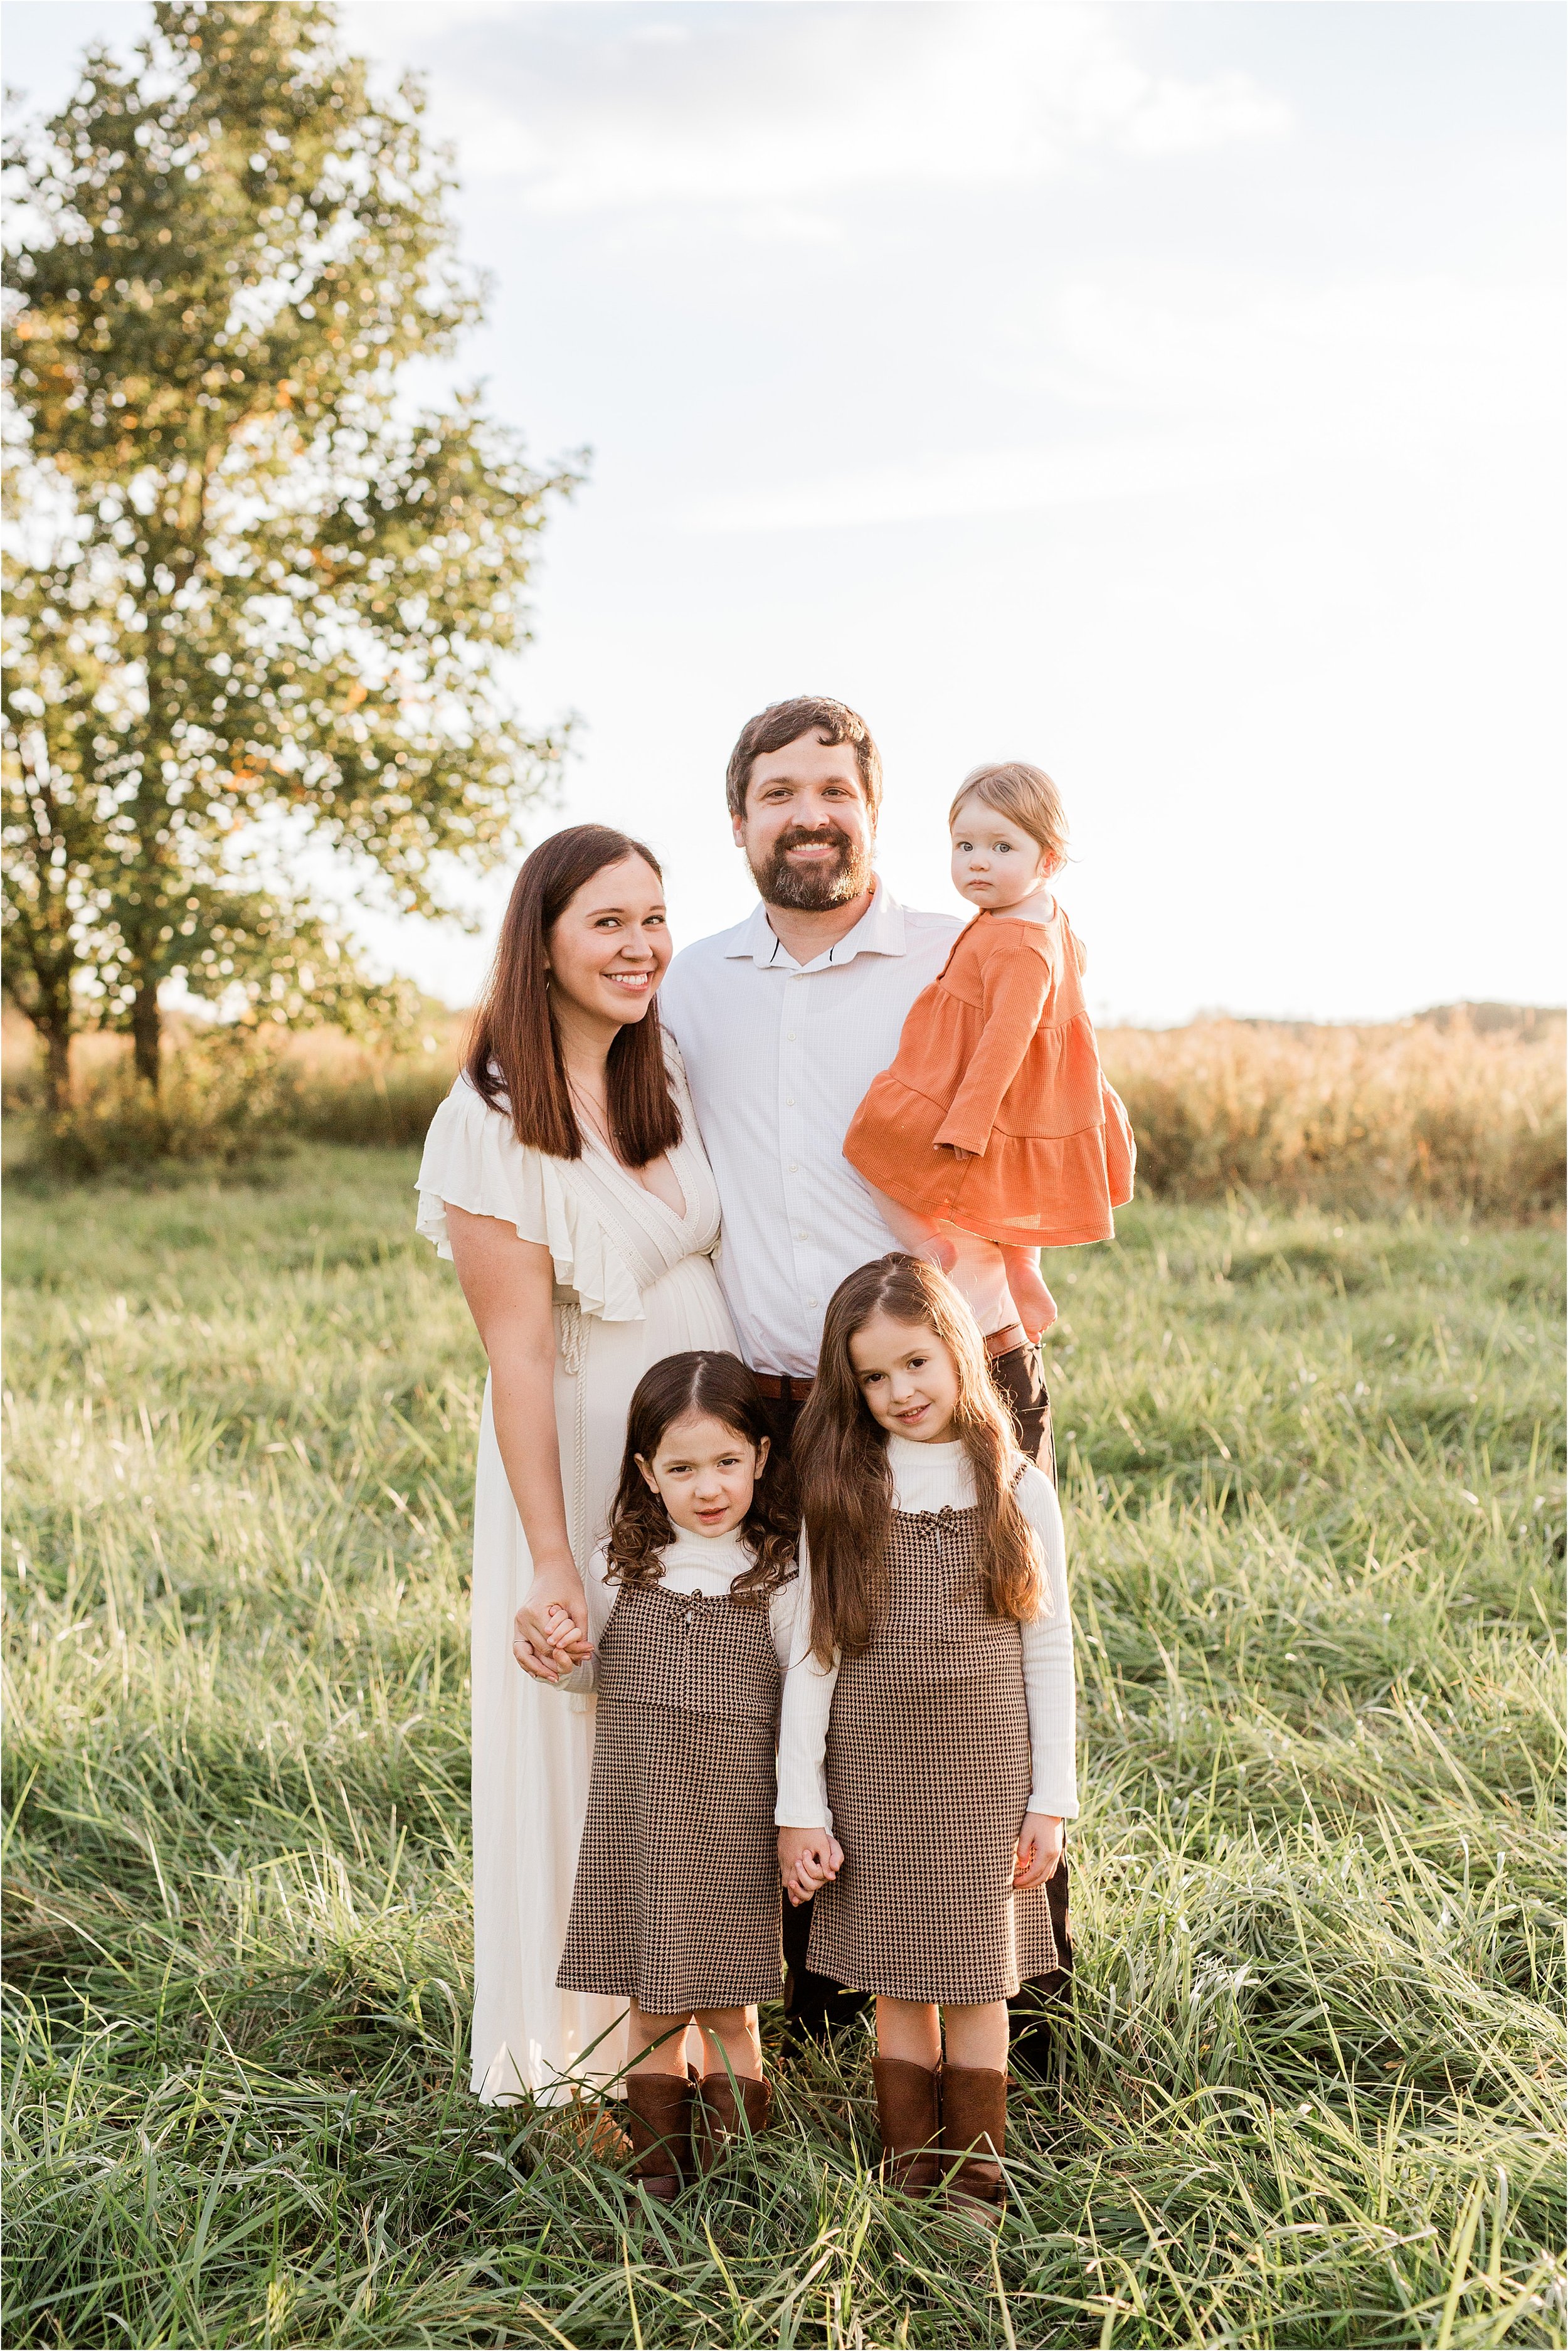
413, 1076, 644, 1322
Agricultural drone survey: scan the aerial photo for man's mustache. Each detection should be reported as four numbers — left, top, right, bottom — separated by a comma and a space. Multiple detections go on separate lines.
775, 825, 853, 853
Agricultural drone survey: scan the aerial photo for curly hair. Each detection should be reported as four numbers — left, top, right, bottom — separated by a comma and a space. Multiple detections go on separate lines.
605, 1352, 797, 1603
793, 1255, 1046, 1664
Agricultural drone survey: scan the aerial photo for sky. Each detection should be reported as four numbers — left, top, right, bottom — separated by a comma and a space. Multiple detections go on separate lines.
5, 1, 1564, 1024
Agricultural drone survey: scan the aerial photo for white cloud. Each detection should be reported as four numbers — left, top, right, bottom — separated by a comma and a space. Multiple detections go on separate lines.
686, 432, 1272, 534
684, 273, 1564, 532
356, 2, 1289, 213
1048, 279, 1562, 437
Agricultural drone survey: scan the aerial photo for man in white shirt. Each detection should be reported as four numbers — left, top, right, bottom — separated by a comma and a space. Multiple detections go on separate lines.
659, 694, 1053, 1457
659, 695, 1068, 2056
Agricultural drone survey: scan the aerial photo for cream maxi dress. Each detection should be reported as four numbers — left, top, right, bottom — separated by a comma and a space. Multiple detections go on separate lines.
415, 1046, 737, 2103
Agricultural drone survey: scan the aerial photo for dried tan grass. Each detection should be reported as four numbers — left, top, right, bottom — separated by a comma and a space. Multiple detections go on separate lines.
5, 1006, 1562, 1216
1102, 1011, 1565, 1218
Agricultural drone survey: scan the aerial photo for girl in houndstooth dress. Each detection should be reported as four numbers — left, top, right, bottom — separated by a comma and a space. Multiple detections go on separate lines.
775, 1255, 1078, 2212
545, 1351, 800, 2198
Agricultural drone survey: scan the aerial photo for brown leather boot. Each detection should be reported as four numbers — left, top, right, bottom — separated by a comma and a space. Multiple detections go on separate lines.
623, 2070, 694, 2202
692, 2072, 771, 2173
939, 2064, 1007, 2211
871, 2056, 941, 2196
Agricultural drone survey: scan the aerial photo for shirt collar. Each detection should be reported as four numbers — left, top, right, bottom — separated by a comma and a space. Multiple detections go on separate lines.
663, 1525, 749, 1561
726, 877, 909, 972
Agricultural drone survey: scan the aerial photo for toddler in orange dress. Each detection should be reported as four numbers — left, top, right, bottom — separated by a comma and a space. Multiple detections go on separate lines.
844, 762, 1135, 1341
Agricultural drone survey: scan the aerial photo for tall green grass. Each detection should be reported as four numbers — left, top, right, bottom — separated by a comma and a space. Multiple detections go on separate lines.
3, 1155, 1562, 2347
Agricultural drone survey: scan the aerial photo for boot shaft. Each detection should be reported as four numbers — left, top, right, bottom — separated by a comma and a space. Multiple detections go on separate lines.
938, 2062, 1008, 2209
623, 2071, 695, 2202
871, 2056, 941, 2196
692, 2071, 772, 2173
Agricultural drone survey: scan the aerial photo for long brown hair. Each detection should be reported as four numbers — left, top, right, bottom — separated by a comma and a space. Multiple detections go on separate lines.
605, 1352, 798, 1603
464, 824, 682, 1166
795, 1255, 1045, 1663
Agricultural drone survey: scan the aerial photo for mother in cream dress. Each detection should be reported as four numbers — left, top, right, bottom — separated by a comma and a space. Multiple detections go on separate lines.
416, 825, 736, 2102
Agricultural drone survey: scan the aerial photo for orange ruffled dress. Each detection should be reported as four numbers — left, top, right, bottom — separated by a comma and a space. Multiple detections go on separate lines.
843, 907, 1135, 1249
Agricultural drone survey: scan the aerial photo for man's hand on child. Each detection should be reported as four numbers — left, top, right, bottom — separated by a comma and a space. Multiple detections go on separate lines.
1013, 1813, 1064, 1890
777, 1825, 844, 1906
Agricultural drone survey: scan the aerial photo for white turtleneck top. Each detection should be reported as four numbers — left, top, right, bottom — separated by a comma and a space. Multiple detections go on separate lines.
774, 1436, 1078, 1828
551, 1521, 798, 1693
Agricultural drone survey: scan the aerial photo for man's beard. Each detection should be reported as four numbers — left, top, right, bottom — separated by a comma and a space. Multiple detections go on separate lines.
750, 823, 874, 912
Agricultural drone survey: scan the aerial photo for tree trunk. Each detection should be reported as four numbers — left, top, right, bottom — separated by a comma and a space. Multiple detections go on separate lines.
15, 965, 76, 1117
23, 1002, 74, 1118
131, 979, 162, 1092
44, 1018, 71, 1117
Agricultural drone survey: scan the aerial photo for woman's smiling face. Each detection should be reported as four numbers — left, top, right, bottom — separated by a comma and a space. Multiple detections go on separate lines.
544, 852, 670, 1035
847, 1312, 960, 1443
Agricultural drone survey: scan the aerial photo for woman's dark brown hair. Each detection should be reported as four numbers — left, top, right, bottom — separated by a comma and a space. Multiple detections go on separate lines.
464, 824, 681, 1166
794, 1255, 1046, 1664
605, 1352, 798, 1602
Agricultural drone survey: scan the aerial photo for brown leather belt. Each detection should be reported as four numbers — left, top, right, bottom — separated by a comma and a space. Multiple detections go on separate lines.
750, 1369, 815, 1403
751, 1320, 1029, 1402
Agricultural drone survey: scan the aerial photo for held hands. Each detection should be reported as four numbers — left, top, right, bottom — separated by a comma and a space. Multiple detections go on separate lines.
541, 1604, 593, 1679
513, 1564, 591, 1682
1013, 1812, 1064, 1891
778, 1825, 844, 1908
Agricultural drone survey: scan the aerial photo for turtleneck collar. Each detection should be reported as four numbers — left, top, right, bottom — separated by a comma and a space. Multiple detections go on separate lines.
887, 1433, 965, 1469
884, 1433, 978, 1512
661, 1521, 751, 1564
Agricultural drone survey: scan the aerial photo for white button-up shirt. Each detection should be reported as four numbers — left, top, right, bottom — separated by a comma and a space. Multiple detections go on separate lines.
660, 881, 1013, 1377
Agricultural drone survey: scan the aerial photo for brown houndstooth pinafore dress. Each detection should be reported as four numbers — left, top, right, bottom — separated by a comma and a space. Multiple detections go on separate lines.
556, 1578, 788, 2015
806, 1502, 1057, 2004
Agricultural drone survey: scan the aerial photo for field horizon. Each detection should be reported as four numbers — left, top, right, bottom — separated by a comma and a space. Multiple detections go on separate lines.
4, 1000, 1563, 1228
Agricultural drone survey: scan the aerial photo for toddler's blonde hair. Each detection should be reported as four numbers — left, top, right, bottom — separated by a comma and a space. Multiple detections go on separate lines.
949, 762, 1068, 873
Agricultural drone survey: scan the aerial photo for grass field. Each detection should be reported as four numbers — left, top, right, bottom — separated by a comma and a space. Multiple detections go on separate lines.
3, 1149, 1563, 2348
5, 1004, 1564, 1221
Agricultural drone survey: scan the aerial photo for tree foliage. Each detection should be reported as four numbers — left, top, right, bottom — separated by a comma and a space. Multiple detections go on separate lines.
3, 0, 580, 1101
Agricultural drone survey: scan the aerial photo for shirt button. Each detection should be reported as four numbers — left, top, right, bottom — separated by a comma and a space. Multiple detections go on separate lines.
788, 1162, 798, 1173
796, 1229, 808, 1240
785, 1098, 795, 1107
787, 1031, 797, 1041
807, 1297, 819, 1308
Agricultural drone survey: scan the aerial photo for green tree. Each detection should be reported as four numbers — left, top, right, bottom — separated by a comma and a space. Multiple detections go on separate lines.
3, 0, 579, 1104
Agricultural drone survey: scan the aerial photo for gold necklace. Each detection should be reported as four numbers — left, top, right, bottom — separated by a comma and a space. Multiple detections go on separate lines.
568, 1080, 614, 1156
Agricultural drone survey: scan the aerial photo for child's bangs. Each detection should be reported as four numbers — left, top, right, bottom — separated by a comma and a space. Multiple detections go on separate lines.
948, 762, 1068, 865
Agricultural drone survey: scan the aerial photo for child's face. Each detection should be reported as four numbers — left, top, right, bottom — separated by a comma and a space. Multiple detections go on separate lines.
950, 796, 1056, 911
847, 1314, 960, 1443
637, 1411, 767, 1538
